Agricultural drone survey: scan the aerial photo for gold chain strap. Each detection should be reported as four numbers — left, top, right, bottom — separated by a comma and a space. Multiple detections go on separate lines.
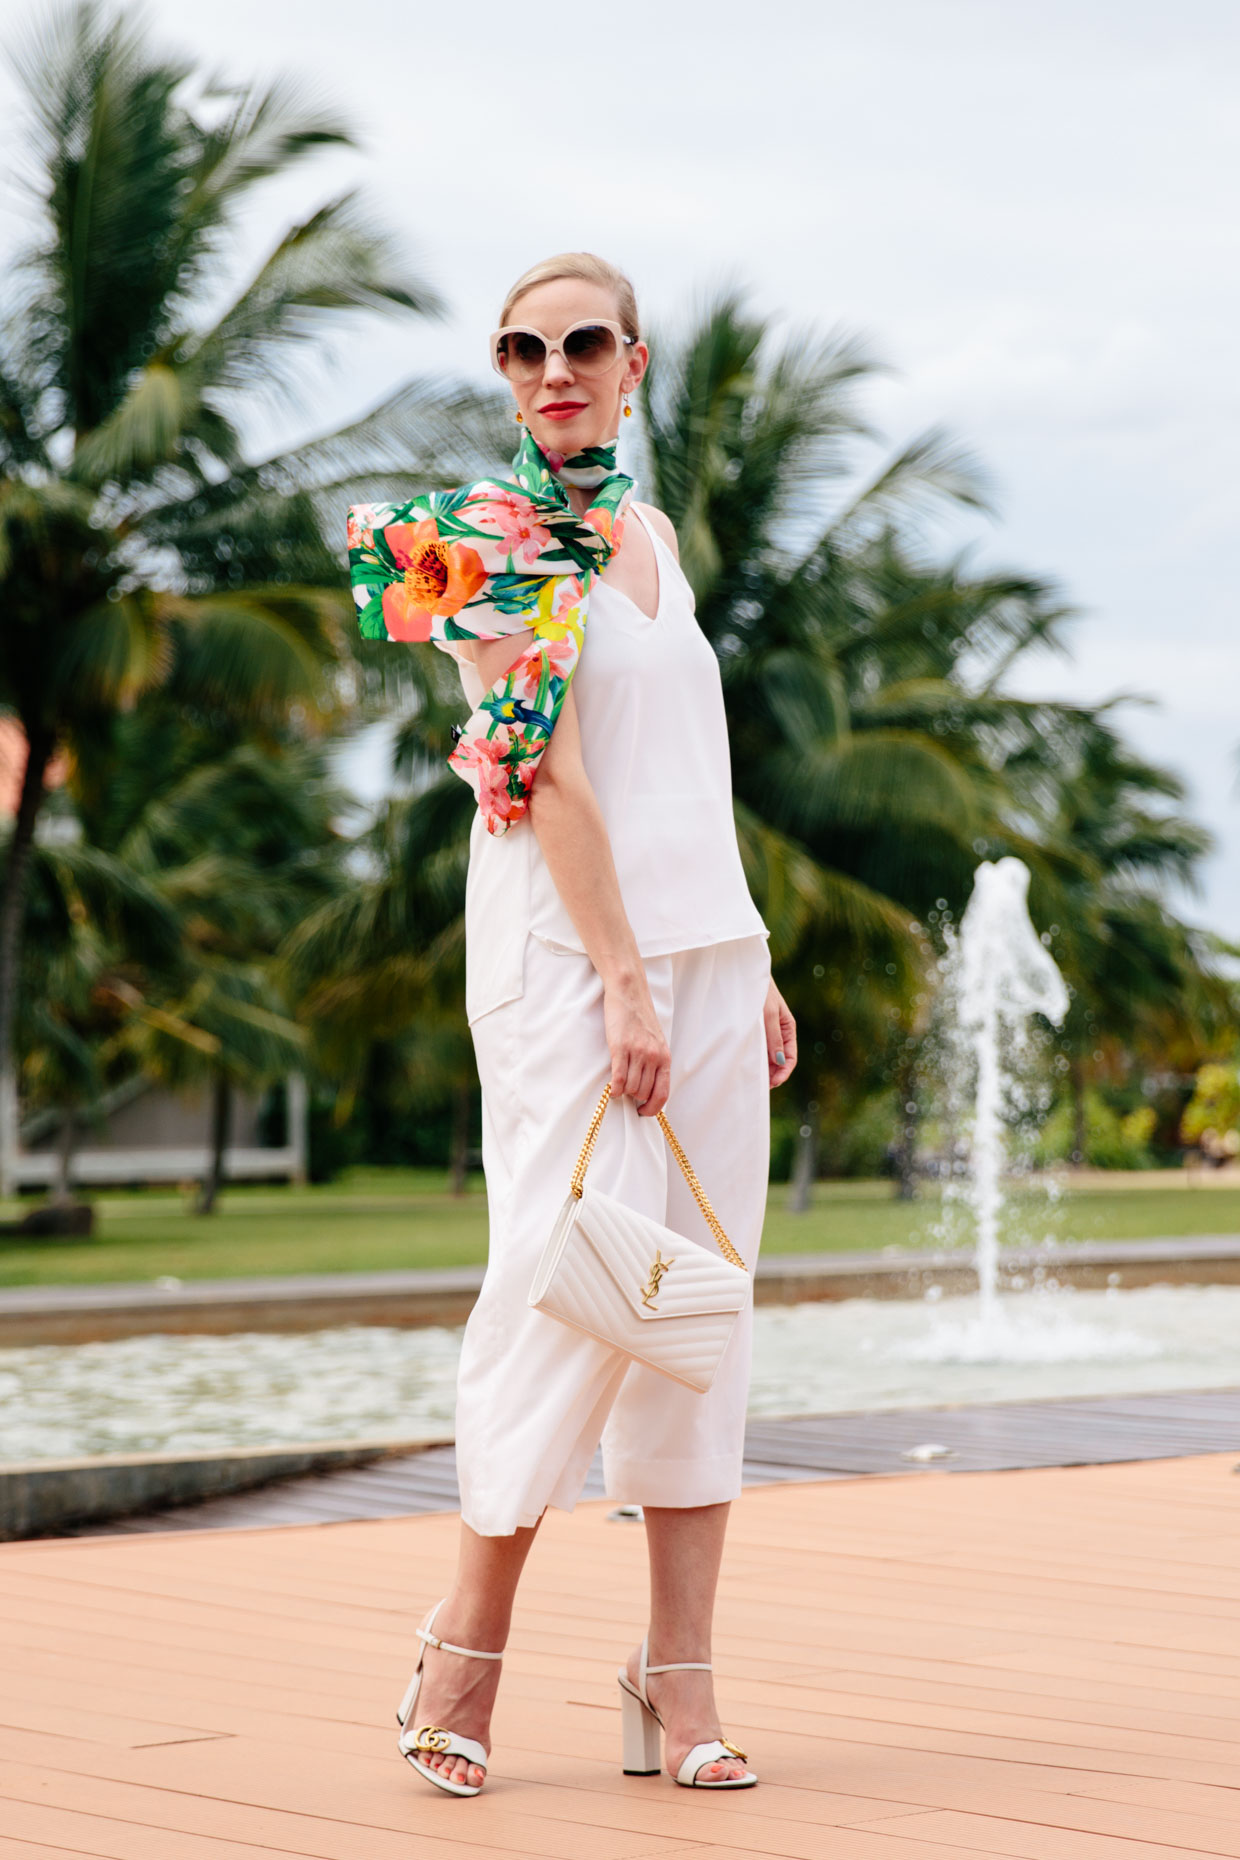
569, 1082, 747, 1273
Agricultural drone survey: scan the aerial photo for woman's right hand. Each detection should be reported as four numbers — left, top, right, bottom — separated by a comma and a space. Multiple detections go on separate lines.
603, 972, 671, 1117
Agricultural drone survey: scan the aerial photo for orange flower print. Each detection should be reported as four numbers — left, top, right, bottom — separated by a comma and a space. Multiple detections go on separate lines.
381, 583, 434, 641
382, 518, 486, 638
512, 643, 548, 697
346, 506, 376, 552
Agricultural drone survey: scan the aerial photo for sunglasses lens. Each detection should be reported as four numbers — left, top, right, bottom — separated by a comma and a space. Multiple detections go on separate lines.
498, 332, 548, 378
563, 324, 619, 372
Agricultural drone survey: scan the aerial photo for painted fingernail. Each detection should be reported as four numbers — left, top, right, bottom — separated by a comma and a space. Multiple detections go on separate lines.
775, 1051, 785, 1064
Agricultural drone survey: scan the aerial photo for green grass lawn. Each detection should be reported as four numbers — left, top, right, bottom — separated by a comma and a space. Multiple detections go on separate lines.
1, 1169, 1238, 1288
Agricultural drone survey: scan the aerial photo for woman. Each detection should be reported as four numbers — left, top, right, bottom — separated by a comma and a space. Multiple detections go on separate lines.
358, 253, 796, 1797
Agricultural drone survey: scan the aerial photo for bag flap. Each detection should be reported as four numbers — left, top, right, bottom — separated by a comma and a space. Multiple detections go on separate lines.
574, 1186, 749, 1321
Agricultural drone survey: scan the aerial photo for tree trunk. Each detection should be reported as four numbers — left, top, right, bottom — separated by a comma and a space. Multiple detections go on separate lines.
448, 1086, 472, 1197
785, 1103, 819, 1214
448, 1082, 470, 1197
196, 1072, 232, 1215
0, 724, 54, 1191
52, 1110, 77, 1206
1069, 1055, 1086, 1168
892, 1051, 920, 1201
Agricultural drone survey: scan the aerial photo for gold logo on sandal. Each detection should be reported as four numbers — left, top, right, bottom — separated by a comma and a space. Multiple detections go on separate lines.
640, 1250, 675, 1309
414, 1726, 452, 1751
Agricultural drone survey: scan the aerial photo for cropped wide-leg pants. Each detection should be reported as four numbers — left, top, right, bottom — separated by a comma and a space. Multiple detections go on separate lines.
456, 931, 772, 1537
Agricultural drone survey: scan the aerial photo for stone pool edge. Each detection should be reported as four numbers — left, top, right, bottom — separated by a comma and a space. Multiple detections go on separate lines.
0, 1432, 453, 1540
3, 1235, 1240, 1346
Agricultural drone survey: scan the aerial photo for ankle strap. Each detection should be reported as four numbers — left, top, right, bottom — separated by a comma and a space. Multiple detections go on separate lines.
646, 1660, 712, 1674
418, 1598, 504, 1663
417, 1625, 503, 1661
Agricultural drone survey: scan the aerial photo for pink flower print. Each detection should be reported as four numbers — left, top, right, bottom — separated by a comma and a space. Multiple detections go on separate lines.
538, 633, 577, 681
346, 504, 376, 551
450, 726, 525, 834
474, 491, 553, 565
552, 574, 584, 619
450, 728, 505, 780
498, 511, 552, 565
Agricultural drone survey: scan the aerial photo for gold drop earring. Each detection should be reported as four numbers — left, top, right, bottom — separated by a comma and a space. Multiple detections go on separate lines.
622, 393, 632, 419
515, 408, 523, 423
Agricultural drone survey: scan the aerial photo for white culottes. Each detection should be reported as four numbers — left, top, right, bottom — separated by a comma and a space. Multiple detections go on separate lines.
456, 931, 773, 1537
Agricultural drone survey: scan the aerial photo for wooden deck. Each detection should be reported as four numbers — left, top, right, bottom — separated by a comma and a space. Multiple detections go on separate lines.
2, 1452, 1239, 1857
78, 1385, 1240, 1535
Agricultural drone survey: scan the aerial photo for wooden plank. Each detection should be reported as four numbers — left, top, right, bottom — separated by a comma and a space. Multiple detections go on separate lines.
3, 1455, 1240, 1860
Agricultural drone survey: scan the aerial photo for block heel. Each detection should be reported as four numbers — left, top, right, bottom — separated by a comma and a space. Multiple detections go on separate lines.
618, 1678, 662, 1774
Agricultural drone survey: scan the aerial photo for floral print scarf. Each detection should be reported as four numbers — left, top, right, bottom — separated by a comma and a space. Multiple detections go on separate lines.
347, 430, 633, 834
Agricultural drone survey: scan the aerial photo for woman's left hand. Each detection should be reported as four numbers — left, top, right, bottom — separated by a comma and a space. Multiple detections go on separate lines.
764, 979, 796, 1088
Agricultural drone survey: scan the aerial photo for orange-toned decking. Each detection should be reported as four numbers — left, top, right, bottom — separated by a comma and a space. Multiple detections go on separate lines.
1, 1453, 1238, 1858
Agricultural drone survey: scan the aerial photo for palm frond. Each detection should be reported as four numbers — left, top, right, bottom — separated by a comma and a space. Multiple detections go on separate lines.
155, 585, 344, 723
180, 72, 353, 224
826, 425, 993, 545
68, 358, 191, 483
12, 3, 195, 431
767, 729, 981, 841
189, 193, 444, 405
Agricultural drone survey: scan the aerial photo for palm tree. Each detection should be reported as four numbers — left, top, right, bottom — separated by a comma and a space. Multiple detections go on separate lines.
95, 710, 347, 1208
14, 703, 346, 1210
281, 774, 480, 1192
0, 1, 449, 1184
1010, 706, 1228, 1159
15, 815, 185, 1224
638, 295, 1093, 1194
640, 296, 1078, 912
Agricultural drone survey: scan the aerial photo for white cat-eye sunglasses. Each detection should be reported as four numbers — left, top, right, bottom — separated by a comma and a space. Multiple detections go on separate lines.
490, 318, 637, 383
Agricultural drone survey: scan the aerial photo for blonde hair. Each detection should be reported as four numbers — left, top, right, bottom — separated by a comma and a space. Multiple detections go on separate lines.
499, 252, 641, 339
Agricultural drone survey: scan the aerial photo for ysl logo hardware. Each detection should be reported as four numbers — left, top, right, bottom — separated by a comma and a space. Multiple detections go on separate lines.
640, 1249, 675, 1310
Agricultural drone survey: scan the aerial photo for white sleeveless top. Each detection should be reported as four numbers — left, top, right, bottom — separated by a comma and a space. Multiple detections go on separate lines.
451, 506, 768, 1024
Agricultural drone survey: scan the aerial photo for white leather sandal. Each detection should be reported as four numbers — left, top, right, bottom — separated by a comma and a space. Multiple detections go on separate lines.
617, 1633, 757, 1788
396, 1599, 503, 1798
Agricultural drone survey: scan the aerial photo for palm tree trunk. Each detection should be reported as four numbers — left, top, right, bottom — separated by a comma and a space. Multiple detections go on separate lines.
785, 1103, 819, 1214
52, 1110, 77, 1206
448, 1082, 470, 1197
0, 724, 53, 1192
1069, 1055, 1086, 1167
197, 1072, 232, 1215
892, 1050, 920, 1201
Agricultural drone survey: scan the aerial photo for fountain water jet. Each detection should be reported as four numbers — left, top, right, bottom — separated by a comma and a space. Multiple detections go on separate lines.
942, 858, 1069, 1323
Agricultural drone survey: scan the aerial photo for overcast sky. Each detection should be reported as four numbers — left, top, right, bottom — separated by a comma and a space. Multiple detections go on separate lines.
2, 0, 1236, 934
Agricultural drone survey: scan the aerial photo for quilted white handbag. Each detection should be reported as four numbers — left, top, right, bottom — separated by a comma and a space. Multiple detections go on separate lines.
528, 1083, 750, 1394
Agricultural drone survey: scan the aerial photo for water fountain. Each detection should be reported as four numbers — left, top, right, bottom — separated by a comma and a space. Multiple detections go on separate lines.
946, 857, 1069, 1321
894, 856, 1170, 1371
